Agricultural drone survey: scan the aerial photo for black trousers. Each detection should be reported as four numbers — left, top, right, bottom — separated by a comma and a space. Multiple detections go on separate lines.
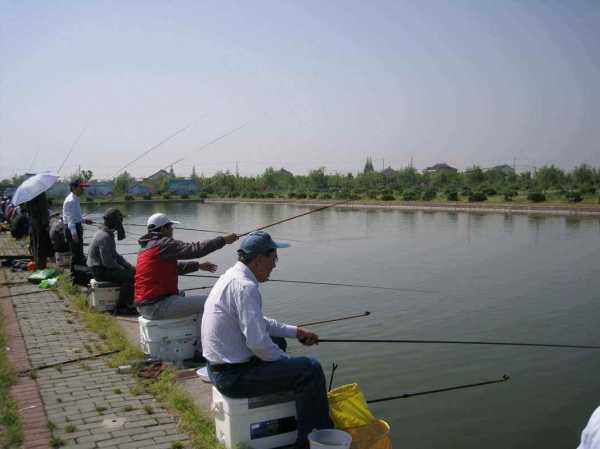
65, 223, 85, 271
91, 266, 135, 309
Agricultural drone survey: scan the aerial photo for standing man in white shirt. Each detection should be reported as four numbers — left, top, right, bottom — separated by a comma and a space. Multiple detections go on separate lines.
202, 231, 333, 449
62, 178, 92, 272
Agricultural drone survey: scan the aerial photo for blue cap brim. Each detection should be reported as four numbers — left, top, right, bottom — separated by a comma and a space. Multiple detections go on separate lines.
273, 241, 290, 249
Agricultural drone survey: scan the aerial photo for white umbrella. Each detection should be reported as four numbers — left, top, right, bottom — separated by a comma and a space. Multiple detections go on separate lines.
12, 173, 59, 206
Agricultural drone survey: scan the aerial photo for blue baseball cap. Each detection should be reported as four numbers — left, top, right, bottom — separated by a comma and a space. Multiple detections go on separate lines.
238, 231, 290, 258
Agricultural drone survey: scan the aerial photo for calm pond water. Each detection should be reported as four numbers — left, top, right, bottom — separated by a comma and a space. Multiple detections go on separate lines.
86, 202, 600, 448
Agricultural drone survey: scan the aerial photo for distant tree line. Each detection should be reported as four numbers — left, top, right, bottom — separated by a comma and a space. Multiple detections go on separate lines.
2, 162, 600, 204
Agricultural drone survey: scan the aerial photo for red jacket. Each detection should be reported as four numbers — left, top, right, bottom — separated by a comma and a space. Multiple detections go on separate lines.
134, 232, 226, 304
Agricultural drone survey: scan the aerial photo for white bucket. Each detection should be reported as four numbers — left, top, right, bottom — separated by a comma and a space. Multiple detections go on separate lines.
308, 429, 352, 449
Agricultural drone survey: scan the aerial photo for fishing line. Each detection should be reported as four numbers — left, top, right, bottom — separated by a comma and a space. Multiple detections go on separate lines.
297, 311, 370, 327
181, 273, 437, 294
58, 124, 88, 174
318, 338, 600, 350
366, 375, 510, 404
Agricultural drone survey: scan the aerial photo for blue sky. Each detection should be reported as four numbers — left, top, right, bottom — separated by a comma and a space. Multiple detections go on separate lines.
1, 0, 599, 179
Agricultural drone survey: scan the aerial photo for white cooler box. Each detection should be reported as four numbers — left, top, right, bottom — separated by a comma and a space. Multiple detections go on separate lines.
211, 386, 297, 449
138, 315, 199, 363
88, 279, 119, 311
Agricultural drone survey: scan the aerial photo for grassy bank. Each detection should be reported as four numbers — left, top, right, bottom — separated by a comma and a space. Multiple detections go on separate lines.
56, 275, 224, 449
0, 304, 23, 449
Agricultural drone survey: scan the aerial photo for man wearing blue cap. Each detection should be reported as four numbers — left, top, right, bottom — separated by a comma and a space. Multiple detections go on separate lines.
202, 231, 333, 449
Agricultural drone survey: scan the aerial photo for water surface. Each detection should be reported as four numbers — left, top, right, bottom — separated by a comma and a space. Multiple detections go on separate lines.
87, 202, 600, 448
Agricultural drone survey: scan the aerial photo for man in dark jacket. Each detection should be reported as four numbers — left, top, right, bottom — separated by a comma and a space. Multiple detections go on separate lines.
134, 213, 237, 321
87, 208, 136, 314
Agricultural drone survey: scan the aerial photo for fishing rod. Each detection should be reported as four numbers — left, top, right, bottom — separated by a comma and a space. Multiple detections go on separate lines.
366, 375, 510, 404
0, 290, 56, 300
181, 273, 438, 294
317, 338, 600, 350
238, 199, 351, 237
57, 124, 88, 174
114, 122, 194, 174
298, 311, 370, 327
162, 121, 250, 170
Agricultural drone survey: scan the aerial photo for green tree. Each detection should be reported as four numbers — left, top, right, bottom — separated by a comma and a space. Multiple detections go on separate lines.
534, 165, 565, 190
363, 157, 375, 174
113, 171, 135, 195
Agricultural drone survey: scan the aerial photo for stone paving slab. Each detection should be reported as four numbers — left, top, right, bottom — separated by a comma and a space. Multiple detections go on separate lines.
3, 268, 193, 449
0, 232, 29, 258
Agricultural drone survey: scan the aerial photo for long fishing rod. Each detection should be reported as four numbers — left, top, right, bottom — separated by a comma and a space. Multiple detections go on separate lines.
238, 199, 351, 237
317, 338, 600, 350
58, 125, 88, 174
162, 121, 250, 170
0, 290, 56, 300
114, 122, 194, 174
298, 311, 370, 327
366, 375, 510, 404
181, 273, 438, 294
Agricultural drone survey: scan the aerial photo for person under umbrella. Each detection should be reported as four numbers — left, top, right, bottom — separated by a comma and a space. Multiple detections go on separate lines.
25, 192, 52, 269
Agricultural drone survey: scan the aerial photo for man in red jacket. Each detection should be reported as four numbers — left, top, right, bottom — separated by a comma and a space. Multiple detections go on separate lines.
134, 213, 237, 320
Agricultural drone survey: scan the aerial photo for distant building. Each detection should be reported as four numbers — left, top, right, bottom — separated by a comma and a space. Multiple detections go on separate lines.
424, 163, 458, 173
168, 179, 197, 195
491, 164, 515, 175
145, 169, 171, 181
128, 183, 151, 196
381, 167, 396, 178
87, 181, 113, 197
277, 168, 294, 177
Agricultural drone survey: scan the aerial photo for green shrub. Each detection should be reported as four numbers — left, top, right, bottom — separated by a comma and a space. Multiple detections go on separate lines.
180, 193, 189, 199
565, 190, 583, 203
319, 193, 332, 200
228, 191, 240, 198
161, 193, 171, 200
402, 189, 420, 201
308, 192, 318, 199
288, 192, 296, 199
461, 186, 472, 196
295, 191, 307, 199
124, 195, 134, 201
446, 190, 458, 201
264, 192, 275, 198
143, 194, 152, 200
527, 192, 546, 202
422, 189, 437, 201
503, 190, 517, 201
468, 191, 487, 202
381, 194, 395, 201
198, 192, 208, 200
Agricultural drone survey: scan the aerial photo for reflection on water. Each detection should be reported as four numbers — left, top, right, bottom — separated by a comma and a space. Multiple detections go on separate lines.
87, 202, 600, 449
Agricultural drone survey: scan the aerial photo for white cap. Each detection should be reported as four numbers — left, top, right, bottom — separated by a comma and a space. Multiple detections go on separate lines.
147, 213, 180, 230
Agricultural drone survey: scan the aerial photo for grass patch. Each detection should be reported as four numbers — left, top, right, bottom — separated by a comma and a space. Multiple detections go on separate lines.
47, 420, 57, 431
123, 405, 135, 412
64, 423, 77, 433
113, 388, 122, 395
145, 368, 225, 449
143, 405, 154, 415
50, 435, 64, 448
95, 405, 107, 415
0, 303, 24, 449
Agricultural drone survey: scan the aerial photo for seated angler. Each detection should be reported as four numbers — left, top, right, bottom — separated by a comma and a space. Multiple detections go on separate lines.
134, 213, 237, 321
87, 208, 136, 314
201, 231, 333, 449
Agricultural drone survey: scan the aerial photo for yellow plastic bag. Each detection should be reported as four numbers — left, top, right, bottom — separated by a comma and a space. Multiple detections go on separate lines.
346, 419, 393, 449
328, 383, 376, 429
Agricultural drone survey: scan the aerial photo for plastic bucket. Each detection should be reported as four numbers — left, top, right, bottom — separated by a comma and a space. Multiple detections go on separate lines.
308, 429, 352, 449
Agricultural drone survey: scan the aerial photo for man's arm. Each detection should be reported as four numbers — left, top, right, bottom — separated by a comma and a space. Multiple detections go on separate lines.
158, 236, 227, 260
97, 232, 123, 270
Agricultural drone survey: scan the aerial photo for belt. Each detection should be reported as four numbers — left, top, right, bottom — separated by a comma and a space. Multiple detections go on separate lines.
209, 358, 256, 372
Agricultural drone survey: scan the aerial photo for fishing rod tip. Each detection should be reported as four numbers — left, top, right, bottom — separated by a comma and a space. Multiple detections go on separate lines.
365, 311, 371, 316
502, 375, 510, 381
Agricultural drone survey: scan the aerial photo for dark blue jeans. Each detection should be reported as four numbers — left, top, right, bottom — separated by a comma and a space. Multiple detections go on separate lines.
208, 355, 333, 448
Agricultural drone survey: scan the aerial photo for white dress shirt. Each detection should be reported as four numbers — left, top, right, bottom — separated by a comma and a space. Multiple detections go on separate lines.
578, 406, 600, 449
62, 192, 83, 235
201, 261, 297, 364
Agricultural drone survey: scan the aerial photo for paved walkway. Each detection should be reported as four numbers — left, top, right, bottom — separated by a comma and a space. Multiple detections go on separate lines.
2, 268, 192, 449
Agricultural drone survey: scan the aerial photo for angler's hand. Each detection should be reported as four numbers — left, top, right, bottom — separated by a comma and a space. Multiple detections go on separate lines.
84, 218, 94, 225
198, 262, 218, 273
296, 328, 319, 346
223, 233, 238, 244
